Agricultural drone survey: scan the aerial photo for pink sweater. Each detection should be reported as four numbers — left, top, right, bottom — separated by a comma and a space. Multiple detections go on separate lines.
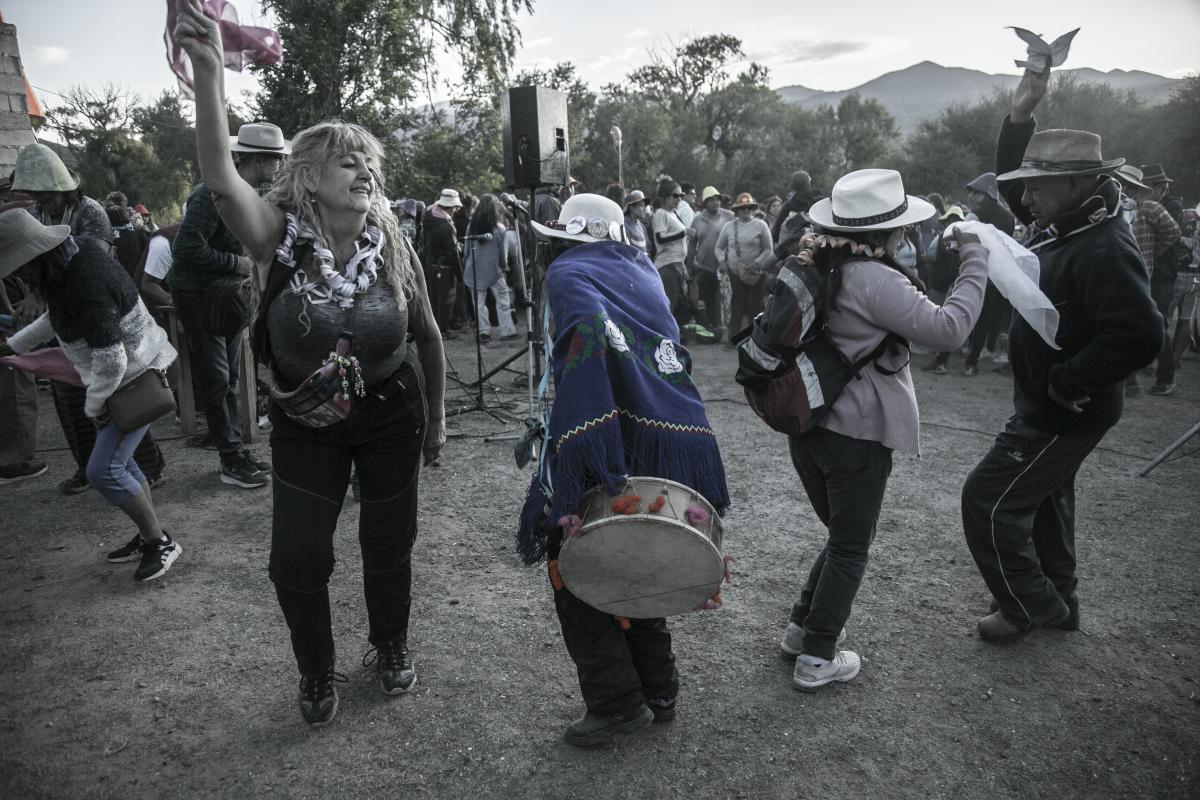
820, 242, 988, 454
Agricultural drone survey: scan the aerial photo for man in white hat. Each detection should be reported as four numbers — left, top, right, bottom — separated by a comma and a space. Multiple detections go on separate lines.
422, 189, 464, 336
961, 69, 1163, 644
689, 186, 733, 340
169, 122, 290, 490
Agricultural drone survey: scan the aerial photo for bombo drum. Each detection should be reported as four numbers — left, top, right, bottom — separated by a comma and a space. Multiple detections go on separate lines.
557, 477, 723, 618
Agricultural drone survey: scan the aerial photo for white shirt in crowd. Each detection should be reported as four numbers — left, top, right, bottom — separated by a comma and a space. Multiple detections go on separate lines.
143, 235, 173, 281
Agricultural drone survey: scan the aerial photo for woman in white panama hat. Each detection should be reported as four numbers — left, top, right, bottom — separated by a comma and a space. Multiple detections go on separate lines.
779, 168, 989, 691
176, 0, 446, 728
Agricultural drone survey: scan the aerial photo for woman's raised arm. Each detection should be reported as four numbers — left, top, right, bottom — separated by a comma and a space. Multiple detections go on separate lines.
174, 0, 283, 263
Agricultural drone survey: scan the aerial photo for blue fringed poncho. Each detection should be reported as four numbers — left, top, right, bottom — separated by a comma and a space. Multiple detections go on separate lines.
516, 240, 730, 565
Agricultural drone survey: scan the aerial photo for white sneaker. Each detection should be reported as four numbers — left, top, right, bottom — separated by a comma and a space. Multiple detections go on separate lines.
779, 622, 846, 656
792, 649, 861, 691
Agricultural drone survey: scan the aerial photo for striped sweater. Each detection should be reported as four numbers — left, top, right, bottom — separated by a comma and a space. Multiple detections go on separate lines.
8, 239, 176, 418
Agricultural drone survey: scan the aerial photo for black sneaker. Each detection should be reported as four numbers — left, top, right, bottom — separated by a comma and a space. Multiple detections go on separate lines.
1148, 382, 1176, 396
220, 456, 270, 489
645, 697, 676, 723
0, 460, 48, 483
298, 671, 348, 727
564, 705, 654, 747
133, 535, 181, 582
240, 449, 272, 475
107, 533, 147, 563
362, 640, 416, 695
58, 471, 90, 495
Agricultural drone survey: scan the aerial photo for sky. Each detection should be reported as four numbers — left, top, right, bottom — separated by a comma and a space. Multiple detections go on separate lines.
5, 0, 1198, 112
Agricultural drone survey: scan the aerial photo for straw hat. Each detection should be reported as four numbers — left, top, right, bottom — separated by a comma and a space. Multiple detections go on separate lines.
0, 209, 70, 279
623, 189, 647, 210
435, 188, 463, 208
730, 192, 759, 210
805, 169, 935, 233
531, 193, 628, 244
995, 129, 1123, 181
229, 122, 291, 155
1139, 163, 1173, 185
10, 143, 79, 193
1115, 165, 1150, 191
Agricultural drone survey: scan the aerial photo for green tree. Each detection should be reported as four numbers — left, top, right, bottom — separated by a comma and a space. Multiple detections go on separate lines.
251, 0, 531, 137
836, 93, 899, 173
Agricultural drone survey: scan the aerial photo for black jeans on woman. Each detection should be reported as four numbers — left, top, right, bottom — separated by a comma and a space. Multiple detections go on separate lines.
787, 427, 893, 660
268, 365, 426, 678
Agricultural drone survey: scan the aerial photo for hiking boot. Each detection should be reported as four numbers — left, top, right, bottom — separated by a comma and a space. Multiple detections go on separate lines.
645, 697, 676, 723
107, 533, 147, 563
58, 471, 90, 495
240, 449, 272, 475
362, 640, 416, 696
1148, 382, 1176, 396
987, 596, 1079, 631
564, 705, 654, 747
792, 650, 861, 692
976, 610, 1032, 643
779, 622, 846, 656
0, 460, 47, 483
298, 671, 348, 727
963, 365, 978, 377
133, 535, 181, 582
220, 455, 270, 489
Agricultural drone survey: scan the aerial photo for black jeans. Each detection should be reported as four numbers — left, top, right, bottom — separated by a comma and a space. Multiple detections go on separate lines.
694, 268, 723, 334
172, 289, 243, 458
1150, 276, 1175, 384
965, 285, 1011, 368
962, 415, 1106, 628
551, 572, 679, 717
269, 367, 426, 678
49, 380, 164, 480
787, 427, 893, 660
657, 262, 698, 330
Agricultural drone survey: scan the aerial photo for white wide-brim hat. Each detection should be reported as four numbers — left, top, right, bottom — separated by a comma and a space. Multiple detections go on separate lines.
435, 188, 463, 208
229, 122, 291, 155
806, 168, 935, 233
532, 193, 628, 244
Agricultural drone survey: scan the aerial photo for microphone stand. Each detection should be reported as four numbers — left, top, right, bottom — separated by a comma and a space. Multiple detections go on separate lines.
446, 232, 511, 423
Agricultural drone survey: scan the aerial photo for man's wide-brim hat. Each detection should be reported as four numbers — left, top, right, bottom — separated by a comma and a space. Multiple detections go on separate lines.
1115, 165, 1150, 191
532, 193, 628, 245
0, 209, 70, 279
731, 192, 759, 210
11, 143, 79, 193
229, 122, 291, 155
623, 189, 647, 209
1139, 163, 1173, 185
996, 129, 1123, 181
806, 168, 935, 233
435, 188, 462, 208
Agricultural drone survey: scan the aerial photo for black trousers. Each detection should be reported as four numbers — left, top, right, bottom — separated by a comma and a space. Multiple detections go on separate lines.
268, 370, 426, 678
657, 262, 698, 330
787, 427, 893, 660
962, 415, 1107, 627
1150, 276, 1176, 385
694, 268, 722, 334
550, 556, 679, 717
965, 285, 1011, 367
172, 290, 243, 458
50, 380, 164, 480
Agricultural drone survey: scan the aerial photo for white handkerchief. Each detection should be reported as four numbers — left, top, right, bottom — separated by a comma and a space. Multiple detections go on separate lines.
1010, 27, 1080, 73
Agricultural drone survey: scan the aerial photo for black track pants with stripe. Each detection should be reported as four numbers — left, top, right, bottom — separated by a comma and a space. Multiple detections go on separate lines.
962, 415, 1107, 628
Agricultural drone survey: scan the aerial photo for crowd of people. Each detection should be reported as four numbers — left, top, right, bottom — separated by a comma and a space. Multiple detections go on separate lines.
0, 4, 1197, 748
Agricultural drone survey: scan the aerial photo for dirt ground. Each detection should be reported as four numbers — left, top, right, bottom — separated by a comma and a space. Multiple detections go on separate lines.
1, 334, 1197, 800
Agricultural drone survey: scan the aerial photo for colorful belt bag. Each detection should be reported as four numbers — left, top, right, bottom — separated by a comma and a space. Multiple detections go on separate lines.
267, 329, 366, 429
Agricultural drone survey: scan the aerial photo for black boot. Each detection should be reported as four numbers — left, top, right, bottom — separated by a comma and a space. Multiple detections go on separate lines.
564, 705, 654, 747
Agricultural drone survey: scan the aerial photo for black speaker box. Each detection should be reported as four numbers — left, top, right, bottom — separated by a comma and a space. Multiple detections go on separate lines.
501, 86, 570, 188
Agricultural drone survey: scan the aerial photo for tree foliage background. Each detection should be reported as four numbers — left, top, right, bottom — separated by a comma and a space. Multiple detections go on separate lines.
37, 8, 1200, 223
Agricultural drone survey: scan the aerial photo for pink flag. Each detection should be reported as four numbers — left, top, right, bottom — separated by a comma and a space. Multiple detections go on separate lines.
165, 0, 283, 99
0, 347, 83, 387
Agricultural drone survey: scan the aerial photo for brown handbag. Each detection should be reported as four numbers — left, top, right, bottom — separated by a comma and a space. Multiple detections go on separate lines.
106, 368, 176, 433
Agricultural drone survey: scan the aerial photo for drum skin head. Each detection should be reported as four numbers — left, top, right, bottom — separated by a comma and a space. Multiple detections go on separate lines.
557, 516, 724, 618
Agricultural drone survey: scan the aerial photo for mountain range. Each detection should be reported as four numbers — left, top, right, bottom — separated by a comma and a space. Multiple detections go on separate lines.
776, 61, 1184, 132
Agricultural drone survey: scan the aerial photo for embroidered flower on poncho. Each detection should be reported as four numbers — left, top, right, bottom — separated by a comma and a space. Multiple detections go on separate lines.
604, 318, 630, 353
653, 339, 684, 374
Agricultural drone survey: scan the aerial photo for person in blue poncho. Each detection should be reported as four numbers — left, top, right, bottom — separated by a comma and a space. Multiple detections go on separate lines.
520, 194, 730, 747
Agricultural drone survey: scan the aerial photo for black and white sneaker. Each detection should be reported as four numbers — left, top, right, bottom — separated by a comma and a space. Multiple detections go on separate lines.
133, 536, 182, 582
362, 640, 416, 695
241, 449, 272, 475
220, 455, 270, 489
107, 533, 147, 563
299, 671, 348, 727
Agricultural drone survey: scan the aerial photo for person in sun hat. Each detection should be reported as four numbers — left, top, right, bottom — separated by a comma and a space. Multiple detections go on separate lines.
422, 189, 464, 336
651, 178, 715, 342
11, 143, 112, 247
168, 121, 290, 490
715, 192, 773, 335
520, 193, 730, 748
622, 189, 651, 255
0, 209, 180, 581
1139, 163, 1183, 225
777, 168, 988, 692
689, 186, 734, 341
961, 68, 1163, 645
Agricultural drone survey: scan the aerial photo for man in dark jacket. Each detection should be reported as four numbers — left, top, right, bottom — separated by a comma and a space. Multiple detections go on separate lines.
423, 189, 464, 337
169, 122, 287, 489
961, 69, 1163, 643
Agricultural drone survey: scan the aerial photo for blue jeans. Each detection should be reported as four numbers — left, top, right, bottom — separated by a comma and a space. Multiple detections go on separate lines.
172, 289, 243, 458
86, 421, 150, 506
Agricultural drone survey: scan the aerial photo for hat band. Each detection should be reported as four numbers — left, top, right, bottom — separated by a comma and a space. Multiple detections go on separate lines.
1020, 158, 1105, 172
832, 198, 908, 227
237, 140, 285, 152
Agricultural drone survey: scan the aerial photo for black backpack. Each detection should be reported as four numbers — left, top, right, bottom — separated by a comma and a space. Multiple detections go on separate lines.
734, 255, 907, 435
